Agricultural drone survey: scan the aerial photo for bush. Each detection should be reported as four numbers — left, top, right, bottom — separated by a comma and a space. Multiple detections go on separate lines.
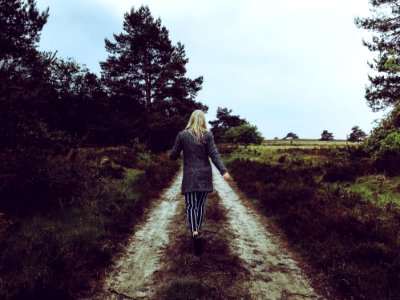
223, 124, 264, 146
322, 161, 357, 182
0, 148, 93, 214
228, 159, 400, 299
372, 131, 400, 175
216, 143, 237, 154
0, 149, 179, 300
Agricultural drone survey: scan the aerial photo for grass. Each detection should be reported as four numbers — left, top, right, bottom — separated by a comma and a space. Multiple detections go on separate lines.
344, 175, 400, 208
164, 279, 207, 300
221, 140, 354, 166
263, 139, 350, 147
153, 193, 251, 299
226, 158, 400, 299
115, 168, 144, 199
220, 141, 400, 299
0, 147, 179, 300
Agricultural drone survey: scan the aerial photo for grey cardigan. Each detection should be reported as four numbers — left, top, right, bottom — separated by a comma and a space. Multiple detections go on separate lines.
170, 130, 228, 194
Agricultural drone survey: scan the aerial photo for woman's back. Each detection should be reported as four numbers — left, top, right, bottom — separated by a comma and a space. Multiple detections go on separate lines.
170, 129, 227, 194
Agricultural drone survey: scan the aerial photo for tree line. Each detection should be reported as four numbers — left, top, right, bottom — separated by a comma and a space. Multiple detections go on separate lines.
0, 2, 209, 154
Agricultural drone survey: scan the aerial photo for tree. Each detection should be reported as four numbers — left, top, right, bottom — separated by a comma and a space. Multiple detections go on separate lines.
100, 6, 203, 112
284, 132, 299, 139
355, 0, 400, 111
208, 107, 247, 142
100, 5, 206, 151
223, 124, 264, 146
0, 0, 52, 148
348, 126, 367, 142
320, 130, 334, 141
0, 0, 49, 97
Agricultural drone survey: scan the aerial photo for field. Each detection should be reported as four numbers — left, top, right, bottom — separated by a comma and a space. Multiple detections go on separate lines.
223, 139, 400, 208
221, 140, 400, 300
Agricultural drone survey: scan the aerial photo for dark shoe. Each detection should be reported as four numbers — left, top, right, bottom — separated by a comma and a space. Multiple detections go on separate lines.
192, 235, 202, 256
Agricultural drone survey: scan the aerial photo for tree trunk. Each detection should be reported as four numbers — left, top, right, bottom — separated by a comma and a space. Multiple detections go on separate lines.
144, 57, 151, 113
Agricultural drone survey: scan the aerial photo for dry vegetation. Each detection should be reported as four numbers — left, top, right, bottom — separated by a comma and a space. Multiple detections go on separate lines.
222, 141, 400, 300
153, 193, 252, 299
0, 147, 179, 300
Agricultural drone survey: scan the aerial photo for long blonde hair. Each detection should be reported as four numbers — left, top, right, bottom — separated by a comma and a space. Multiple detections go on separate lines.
185, 110, 208, 142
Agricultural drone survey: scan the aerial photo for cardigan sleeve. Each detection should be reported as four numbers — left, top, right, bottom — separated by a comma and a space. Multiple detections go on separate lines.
205, 131, 228, 175
170, 132, 183, 160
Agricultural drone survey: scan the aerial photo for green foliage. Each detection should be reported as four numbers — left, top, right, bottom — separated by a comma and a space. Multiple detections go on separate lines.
348, 126, 367, 142
372, 130, 400, 175
355, 0, 400, 110
362, 105, 400, 174
208, 107, 247, 142
223, 124, 263, 146
346, 174, 400, 208
100, 5, 206, 151
320, 130, 334, 141
284, 132, 299, 139
377, 130, 400, 155
0, 0, 49, 89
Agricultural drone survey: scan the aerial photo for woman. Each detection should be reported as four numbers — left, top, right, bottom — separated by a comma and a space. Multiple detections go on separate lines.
170, 110, 231, 254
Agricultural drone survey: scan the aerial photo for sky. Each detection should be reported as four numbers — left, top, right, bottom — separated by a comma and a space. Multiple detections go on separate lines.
35, 0, 385, 139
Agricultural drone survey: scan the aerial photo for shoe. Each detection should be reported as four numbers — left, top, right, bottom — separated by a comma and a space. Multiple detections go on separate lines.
192, 235, 202, 256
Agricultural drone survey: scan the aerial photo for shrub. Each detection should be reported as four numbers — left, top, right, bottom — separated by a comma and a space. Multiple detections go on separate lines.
216, 143, 237, 154
278, 154, 287, 163
0, 149, 179, 300
322, 161, 358, 182
0, 148, 93, 214
228, 159, 400, 299
223, 124, 264, 146
372, 131, 400, 175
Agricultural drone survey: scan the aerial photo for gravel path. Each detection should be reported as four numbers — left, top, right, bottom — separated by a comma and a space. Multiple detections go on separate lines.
93, 167, 324, 299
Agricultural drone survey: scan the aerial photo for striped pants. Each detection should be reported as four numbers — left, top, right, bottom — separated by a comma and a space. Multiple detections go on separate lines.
184, 191, 209, 233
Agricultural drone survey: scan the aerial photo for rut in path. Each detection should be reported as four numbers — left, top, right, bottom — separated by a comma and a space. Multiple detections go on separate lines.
93, 167, 323, 299
94, 170, 183, 299
212, 166, 320, 299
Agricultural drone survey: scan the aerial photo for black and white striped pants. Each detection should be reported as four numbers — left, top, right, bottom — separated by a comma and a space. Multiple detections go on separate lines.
184, 191, 209, 233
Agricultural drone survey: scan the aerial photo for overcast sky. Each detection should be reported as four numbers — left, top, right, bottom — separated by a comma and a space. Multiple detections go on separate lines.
36, 0, 384, 139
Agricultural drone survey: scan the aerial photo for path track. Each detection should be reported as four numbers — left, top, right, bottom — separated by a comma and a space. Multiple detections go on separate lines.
93, 167, 323, 299
212, 166, 320, 299
97, 170, 183, 299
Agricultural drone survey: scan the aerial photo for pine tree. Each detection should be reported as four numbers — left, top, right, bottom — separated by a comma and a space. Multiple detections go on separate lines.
0, 0, 49, 94
209, 107, 247, 142
356, 0, 400, 111
100, 5, 206, 151
100, 6, 203, 113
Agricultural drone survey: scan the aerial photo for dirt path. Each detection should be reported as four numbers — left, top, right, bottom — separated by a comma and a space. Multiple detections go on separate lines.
93, 170, 183, 299
92, 167, 324, 299
212, 166, 321, 299
152, 192, 251, 299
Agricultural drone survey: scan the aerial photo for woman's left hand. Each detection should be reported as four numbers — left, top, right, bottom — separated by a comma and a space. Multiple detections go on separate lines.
223, 172, 231, 181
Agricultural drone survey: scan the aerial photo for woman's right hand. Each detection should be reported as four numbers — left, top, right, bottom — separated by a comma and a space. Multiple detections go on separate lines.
223, 172, 231, 181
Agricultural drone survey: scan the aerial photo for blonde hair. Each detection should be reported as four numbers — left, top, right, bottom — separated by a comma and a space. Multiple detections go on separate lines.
185, 110, 208, 142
